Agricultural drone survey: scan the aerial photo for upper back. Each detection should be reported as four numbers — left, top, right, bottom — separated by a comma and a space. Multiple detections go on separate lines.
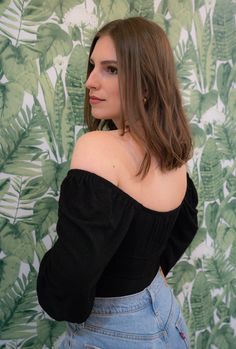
70, 130, 187, 213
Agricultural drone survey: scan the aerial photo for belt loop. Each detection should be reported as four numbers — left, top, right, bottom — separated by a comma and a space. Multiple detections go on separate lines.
146, 287, 164, 329
146, 288, 156, 315
79, 322, 85, 328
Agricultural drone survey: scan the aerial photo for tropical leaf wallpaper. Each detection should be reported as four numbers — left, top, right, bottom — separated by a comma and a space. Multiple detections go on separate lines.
0, 0, 235, 348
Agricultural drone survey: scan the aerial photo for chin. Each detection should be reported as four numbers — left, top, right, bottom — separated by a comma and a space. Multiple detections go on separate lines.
92, 113, 111, 120
91, 112, 104, 119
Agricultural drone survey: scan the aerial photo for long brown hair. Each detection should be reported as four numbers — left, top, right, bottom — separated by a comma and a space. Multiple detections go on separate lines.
84, 17, 193, 178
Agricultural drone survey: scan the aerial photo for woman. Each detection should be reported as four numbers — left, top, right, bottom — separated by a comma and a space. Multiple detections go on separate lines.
37, 17, 198, 349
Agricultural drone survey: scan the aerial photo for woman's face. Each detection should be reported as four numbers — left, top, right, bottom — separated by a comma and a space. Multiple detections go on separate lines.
86, 35, 121, 128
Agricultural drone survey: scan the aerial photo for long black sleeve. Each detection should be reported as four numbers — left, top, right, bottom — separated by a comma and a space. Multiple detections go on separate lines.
37, 170, 134, 323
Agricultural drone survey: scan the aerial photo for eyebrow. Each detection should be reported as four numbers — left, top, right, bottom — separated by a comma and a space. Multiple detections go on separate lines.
90, 58, 118, 65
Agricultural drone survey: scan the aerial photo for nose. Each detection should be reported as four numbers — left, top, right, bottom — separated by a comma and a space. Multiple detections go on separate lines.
85, 69, 100, 90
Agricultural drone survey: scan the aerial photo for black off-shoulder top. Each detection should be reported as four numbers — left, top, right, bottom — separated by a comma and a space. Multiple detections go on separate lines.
37, 169, 198, 323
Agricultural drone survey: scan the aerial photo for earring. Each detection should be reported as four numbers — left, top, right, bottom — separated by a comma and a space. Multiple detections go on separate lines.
143, 97, 147, 103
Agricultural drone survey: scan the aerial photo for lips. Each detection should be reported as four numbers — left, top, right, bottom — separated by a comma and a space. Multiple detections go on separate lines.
90, 95, 105, 100
89, 95, 105, 104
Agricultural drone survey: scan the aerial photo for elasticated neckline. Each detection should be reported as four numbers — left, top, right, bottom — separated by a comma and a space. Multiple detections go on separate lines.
68, 168, 189, 216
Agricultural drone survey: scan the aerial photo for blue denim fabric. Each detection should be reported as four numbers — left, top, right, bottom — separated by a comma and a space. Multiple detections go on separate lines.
59, 270, 190, 349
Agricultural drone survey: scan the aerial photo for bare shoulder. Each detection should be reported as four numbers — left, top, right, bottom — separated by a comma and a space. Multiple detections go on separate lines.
163, 163, 188, 199
70, 130, 120, 185
175, 163, 188, 201
166, 163, 187, 185
150, 164, 188, 210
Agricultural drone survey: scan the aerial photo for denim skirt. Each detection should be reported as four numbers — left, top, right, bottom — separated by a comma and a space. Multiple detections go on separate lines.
59, 269, 190, 349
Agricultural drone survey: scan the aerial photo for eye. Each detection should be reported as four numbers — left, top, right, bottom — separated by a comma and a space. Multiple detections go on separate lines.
106, 66, 118, 75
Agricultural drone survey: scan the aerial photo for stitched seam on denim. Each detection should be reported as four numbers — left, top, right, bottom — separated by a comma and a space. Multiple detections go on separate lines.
82, 323, 164, 341
162, 330, 169, 349
163, 288, 174, 331
91, 302, 148, 315
67, 323, 85, 336
146, 288, 164, 329
175, 315, 189, 349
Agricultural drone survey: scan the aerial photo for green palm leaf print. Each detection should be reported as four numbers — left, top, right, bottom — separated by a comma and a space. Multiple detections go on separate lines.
0, 1, 235, 348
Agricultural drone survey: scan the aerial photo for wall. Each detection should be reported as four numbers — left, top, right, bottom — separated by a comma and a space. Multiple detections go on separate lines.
0, 0, 236, 348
